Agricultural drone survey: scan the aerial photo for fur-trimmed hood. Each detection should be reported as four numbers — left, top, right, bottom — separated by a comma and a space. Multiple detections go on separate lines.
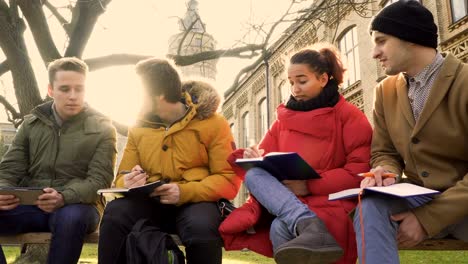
137, 80, 221, 128
182, 80, 220, 120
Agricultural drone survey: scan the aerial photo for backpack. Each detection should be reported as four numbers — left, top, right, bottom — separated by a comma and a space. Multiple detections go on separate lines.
126, 218, 185, 264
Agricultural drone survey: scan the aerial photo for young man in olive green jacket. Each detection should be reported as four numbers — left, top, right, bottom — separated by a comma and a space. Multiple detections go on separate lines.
0, 57, 117, 264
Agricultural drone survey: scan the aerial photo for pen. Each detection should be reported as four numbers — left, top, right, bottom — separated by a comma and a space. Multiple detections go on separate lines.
358, 172, 398, 178
119, 170, 145, 174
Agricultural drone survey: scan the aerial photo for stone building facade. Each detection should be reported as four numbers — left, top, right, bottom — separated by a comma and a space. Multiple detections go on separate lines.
222, 0, 467, 206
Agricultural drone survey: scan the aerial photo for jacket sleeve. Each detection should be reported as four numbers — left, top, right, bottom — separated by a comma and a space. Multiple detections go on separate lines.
227, 148, 247, 180
177, 115, 242, 205
414, 172, 468, 237
114, 129, 141, 188
307, 107, 372, 195
0, 121, 30, 187
61, 122, 117, 204
370, 84, 404, 175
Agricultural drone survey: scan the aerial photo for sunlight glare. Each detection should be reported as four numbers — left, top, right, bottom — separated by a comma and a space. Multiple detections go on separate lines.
86, 66, 143, 126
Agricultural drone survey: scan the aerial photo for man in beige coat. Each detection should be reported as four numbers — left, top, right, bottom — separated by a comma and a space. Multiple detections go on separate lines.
353, 1, 468, 263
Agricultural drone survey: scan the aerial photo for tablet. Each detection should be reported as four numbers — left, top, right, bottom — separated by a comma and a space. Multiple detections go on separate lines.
0, 187, 44, 205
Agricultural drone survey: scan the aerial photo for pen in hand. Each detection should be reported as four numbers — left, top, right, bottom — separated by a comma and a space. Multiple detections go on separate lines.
119, 170, 145, 174
358, 172, 398, 178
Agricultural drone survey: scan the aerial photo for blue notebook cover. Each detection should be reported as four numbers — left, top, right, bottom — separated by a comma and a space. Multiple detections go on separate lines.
235, 152, 321, 181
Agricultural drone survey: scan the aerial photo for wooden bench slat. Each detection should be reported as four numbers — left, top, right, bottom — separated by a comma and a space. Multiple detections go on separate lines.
0, 232, 181, 246
0, 232, 99, 245
399, 239, 468, 250
1, 233, 467, 251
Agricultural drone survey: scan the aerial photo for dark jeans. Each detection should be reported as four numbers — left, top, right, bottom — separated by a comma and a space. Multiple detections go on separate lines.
98, 197, 223, 264
0, 204, 99, 264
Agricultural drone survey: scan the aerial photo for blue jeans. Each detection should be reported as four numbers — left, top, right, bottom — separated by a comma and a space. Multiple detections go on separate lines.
244, 167, 316, 251
353, 193, 468, 264
0, 204, 99, 264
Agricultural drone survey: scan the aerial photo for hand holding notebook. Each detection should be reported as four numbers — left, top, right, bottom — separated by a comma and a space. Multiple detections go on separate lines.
97, 180, 167, 197
235, 152, 321, 181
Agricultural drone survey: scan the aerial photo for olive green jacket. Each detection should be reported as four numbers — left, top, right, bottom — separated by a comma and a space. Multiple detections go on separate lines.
0, 101, 117, 213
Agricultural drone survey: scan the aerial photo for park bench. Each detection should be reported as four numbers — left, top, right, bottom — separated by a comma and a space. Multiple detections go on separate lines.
0, 232, 183, 255
0, 232, 467, 254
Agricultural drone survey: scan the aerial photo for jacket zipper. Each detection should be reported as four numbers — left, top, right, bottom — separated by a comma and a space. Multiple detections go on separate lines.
51, 128, 61, 185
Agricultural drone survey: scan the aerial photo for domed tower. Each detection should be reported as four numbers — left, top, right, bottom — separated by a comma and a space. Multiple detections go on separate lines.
168, 0, 218, 80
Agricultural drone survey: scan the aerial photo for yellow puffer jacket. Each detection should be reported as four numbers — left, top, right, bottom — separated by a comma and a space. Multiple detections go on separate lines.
115, 83, 241, 205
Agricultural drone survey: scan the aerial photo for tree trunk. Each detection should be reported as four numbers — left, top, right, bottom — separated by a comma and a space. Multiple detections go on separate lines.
0, 3, 43, 116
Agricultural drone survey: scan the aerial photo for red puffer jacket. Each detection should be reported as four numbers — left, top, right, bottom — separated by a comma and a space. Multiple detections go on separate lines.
219, 96, 372, 263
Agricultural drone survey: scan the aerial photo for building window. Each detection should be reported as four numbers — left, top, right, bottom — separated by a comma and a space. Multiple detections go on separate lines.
242, 112, 250, 148
338, 26, 361, 88
450, 0, 468, 23
278, 80, 289, 104
230, 123, 237, 146
258, 98, 268, 140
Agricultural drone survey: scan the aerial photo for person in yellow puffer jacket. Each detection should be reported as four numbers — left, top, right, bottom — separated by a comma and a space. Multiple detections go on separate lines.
98, 58, 241, 264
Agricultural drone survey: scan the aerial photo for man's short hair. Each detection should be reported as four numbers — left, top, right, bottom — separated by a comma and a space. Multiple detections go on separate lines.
47, 57, 88, 85
135, 58, 182, 103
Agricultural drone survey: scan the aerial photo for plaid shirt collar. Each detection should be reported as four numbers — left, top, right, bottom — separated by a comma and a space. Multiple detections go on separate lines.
404, 52, 444, 86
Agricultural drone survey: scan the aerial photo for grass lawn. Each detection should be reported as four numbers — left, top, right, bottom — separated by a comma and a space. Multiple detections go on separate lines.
3, 245, 468, 263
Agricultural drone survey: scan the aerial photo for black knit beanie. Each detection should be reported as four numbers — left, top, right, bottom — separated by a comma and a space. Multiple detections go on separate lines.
370, 0, 438, 48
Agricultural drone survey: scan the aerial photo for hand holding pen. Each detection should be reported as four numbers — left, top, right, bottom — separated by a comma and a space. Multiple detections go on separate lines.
359, 166, 397, 188
122, 165, 147, 189
358, 172, 398, 178
243, 144, 265, 159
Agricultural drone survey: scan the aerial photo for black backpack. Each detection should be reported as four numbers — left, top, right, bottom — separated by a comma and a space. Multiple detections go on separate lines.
126, 218, 185, 264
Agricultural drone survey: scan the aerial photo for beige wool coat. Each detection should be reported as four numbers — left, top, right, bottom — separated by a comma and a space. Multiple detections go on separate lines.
371, 53, 468, 237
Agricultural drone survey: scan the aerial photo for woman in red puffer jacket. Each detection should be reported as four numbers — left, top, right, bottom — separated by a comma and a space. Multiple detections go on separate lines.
219, 43, 372, 264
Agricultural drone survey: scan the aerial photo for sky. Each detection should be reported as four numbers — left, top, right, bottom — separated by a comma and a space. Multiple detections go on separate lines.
0, 0, 295, 125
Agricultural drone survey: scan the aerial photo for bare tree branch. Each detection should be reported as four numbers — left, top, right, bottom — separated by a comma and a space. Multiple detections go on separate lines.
176, 16, 201, 55
223, 0, 297, 93
170, 44, 264, 66
85, 54, 152, 71
0, 95, 21, 121
0, 0, 42, 115
43, 0, 71, 35
65, 0, 112, 58
264, 0, 297, 46
0, 0, 7, 12
9, 0, 19, 23
0, 60, 9, 77
85, 44, 264, 72
223, 0, 375, 93
17, 0, 61, 65
224, 53, 267, 97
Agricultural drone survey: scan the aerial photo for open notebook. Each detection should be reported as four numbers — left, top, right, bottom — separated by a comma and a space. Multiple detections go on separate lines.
328, 183, 440, 201
97, 180, 166, 197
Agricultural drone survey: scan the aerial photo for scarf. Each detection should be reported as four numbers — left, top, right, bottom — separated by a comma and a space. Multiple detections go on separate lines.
285, 78, 340, 111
